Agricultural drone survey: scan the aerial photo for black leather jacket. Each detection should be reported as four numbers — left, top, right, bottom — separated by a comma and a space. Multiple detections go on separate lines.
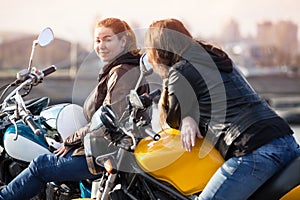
165, 42, 279, 158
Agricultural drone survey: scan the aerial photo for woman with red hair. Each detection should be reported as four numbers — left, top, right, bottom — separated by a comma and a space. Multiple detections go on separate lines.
0, 17, 148, 200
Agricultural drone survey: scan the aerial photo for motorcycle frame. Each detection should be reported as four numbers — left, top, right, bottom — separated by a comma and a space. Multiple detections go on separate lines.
100, 148, 191, 200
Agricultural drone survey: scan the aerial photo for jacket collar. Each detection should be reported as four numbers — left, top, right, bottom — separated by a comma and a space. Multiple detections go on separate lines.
98, 52, 140, 81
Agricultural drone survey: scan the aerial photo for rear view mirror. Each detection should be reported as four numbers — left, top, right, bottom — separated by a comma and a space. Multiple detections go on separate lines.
133, 53, 153, 92
140, 53, 153, 76
37, 27, 54, 47
28, 27, 55, 71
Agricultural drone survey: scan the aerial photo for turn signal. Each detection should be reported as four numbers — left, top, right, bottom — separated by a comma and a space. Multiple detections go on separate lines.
104, 159, 115, 174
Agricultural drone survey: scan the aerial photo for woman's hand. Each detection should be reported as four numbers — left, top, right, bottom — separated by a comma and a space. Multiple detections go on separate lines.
54, 145, 72, 157
181, 116, 203, 152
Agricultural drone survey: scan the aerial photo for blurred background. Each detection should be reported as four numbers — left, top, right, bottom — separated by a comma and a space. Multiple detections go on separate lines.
0, 0, 299, 139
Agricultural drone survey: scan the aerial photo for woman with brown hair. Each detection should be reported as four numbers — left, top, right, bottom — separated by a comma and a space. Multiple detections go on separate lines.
0, 17, 149, 200
144, 18, 300, 199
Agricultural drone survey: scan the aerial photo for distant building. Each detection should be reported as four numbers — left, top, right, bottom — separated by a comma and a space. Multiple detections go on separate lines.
0, 32, 89, 73
275, 20, 298, 60
257, 21, 275, 47
220, 18, 241, 44
256, 20, 298, 66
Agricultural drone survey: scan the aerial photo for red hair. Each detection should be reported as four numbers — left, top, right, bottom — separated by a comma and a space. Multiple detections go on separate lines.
96, 18, 139, 54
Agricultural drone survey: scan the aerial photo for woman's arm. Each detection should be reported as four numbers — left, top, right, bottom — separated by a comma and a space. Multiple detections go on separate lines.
167, 68, 203, 151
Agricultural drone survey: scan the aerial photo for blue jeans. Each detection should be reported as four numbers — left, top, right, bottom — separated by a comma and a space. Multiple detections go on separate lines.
0, 150, 100, 200
198, 134, 300, 200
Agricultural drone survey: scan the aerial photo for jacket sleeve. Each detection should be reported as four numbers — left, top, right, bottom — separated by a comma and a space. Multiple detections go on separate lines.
166, 68, 200, 129
104, 69, 129, 117
64, 122, 91, 147
103, 66, 143, 117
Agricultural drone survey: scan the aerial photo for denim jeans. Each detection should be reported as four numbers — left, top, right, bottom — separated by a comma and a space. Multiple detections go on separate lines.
198, 134, 300, 200
0, 150, 100, 200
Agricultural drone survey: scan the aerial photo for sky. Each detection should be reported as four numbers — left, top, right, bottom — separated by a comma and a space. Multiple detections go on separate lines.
0, 0, 300, 47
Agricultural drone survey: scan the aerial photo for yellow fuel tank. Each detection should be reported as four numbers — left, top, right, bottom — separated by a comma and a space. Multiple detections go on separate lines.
134, 128, 224, 196
280, 185, 300, 200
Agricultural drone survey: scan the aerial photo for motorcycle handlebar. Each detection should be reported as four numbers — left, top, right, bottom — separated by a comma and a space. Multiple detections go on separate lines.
149, 89, 161, 101
42, 65, 56, 77
24, 115, 42, 135
139, 89, 161, 108
144, 127, 160, 141
12, 65, 57, 88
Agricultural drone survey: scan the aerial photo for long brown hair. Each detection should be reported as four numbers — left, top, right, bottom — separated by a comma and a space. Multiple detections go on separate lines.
96, 18, 140, 55
144, 18, 195, 128
145, 18, 193, 67
145, 18, 232, 128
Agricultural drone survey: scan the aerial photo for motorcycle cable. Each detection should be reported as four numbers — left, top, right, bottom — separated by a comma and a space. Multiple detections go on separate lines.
0, 75, 32, 103
0, 83, 10, 93
0, 83, 13, 103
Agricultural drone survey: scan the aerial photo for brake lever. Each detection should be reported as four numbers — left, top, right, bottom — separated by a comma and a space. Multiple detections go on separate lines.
9, 117, 19, 141
15, 91, 26, 110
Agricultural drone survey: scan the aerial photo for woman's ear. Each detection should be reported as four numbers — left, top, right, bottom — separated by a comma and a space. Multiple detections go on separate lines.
121, 36, 127, 49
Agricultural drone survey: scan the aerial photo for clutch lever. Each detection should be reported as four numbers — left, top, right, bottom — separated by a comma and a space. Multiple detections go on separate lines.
9, 117, 19, 141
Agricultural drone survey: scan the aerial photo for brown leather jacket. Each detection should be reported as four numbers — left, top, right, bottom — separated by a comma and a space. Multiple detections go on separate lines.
64, 53, 149, 158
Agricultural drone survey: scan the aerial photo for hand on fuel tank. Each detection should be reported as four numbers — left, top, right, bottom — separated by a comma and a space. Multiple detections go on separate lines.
181, 116, 203, 152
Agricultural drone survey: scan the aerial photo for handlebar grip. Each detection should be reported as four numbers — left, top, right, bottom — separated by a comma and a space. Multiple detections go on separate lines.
149, 89, 161, 100
139, 89, 161, 108
42, 65, 57, 77
145, 128, 160, 141
24, 116, 42, 135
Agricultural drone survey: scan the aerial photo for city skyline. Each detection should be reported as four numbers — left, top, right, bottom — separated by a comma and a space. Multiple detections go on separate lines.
0, 0, 300, 46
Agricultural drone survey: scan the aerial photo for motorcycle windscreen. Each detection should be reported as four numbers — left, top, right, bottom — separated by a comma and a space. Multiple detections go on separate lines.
135, 128, 224, 196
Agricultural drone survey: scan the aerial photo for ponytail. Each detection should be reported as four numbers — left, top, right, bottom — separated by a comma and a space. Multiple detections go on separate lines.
158, 78, 170, 129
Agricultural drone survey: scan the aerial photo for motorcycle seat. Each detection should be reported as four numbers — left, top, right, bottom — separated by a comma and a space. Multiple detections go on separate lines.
249, 156, 300, 199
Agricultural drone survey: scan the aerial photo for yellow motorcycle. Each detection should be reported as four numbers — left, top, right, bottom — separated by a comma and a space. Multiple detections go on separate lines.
85, 113, 300, 200
82, 55, 300, 200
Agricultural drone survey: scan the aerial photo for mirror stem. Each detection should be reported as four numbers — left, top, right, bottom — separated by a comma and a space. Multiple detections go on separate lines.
134, 73, 143, 91
27, 40, 38, 71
